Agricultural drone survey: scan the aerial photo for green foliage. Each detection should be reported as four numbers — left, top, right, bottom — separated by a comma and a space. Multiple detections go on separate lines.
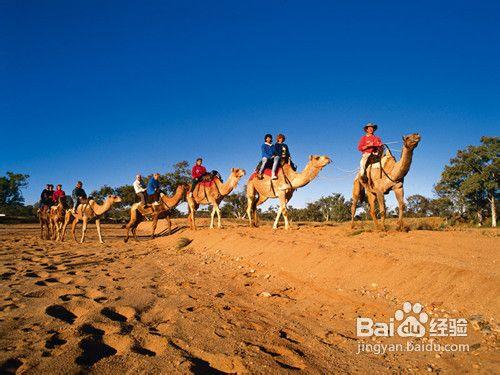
114, 184, 136, 207
0, 172, 29, 206
435, 136, 499, 225
310, 193, 351, 222
89, 185, 115, 203
221, 190, 247, 219
158, 161, 191, 195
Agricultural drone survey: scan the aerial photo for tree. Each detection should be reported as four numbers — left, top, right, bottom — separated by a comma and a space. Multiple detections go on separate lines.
0, 172, 29, 206
221, 190, 247, 219
314, 194, 352, 222
428, 197, 454, 218
406, 194, 432, 217
159, 161, 191, 195
435, 137, 499, 227
90, 185, 116, 203
114, 184, 136, 207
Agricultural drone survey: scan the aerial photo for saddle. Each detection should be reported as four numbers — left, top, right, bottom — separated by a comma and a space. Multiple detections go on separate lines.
199, 170, 222, 187
249, 166, 282, 181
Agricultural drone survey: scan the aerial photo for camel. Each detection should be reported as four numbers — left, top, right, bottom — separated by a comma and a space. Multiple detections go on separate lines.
37, 206, 52, 240
187, 168, 246, 230
351, 133, 421, 230
246, 155, 331, 229
49, 198, 69, 241
61, 195, 122, 243
123, 184, 188, 242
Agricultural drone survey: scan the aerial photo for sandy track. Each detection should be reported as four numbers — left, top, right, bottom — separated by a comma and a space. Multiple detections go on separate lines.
0, 221, 498, 374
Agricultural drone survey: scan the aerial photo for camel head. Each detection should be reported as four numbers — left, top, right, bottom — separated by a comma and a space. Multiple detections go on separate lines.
230, 168, 246, 179
106, 194, 122, 204
308, 155, 331, 169
402, 133, 421, 150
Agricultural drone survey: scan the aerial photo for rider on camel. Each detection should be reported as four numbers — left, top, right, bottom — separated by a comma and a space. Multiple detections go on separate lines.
358, 123, 383, 183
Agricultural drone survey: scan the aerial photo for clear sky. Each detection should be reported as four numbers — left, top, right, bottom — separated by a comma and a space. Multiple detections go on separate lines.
1, 0, 499, 209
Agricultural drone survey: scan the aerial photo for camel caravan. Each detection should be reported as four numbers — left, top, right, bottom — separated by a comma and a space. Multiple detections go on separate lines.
36, 125, 421, 243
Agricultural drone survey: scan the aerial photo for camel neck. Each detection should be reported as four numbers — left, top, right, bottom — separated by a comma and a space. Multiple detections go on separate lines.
89, 199, 112, 216
389, 145, 414, 181
162, 186, 184, 207
218, 175, 238, 196
286, 162, 321, 189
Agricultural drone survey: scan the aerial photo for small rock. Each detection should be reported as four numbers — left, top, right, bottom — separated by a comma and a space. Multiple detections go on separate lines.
259, 292, 272, 298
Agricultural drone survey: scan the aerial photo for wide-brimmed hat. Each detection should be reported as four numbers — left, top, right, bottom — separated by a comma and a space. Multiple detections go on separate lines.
363, 123, 378, 131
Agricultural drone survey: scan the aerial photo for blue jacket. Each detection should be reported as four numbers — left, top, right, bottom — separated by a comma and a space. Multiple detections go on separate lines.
147, 178, 160, 195
274, 142, 291, 161
261, 143, 275, 158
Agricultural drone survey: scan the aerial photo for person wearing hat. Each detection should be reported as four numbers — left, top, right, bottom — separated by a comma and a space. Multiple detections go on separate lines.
358, 123, 383, 182
256, 133, 279, 179
189, 158, 208, 197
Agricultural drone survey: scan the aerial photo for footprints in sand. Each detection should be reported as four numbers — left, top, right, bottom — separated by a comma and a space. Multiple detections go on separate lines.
45, 304, 77, 324
0, 358, 24, 375
244, 342, 306, 370
76, 336, 117, 367
172, 338, 247, 374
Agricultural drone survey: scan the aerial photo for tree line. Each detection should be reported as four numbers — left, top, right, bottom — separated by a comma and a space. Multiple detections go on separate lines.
0, 137, 498, 226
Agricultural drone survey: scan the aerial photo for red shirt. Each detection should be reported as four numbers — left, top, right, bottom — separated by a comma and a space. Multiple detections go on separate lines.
52, 189, 66, 202
192, 165, 207, 179
358, 134, 382, 154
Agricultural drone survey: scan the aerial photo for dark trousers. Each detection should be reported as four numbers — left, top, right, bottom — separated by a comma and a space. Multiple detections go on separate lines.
148, 192, 160, 203
191, 178, 200, 193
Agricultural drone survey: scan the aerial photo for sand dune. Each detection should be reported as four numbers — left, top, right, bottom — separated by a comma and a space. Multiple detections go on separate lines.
0, 220, 498, 373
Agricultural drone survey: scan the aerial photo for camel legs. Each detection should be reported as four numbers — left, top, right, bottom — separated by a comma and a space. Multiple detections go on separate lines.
70, 217, 79, 242
95, 218, 104, 244
366, 192, 380, 229
376, 192, 387, 231
246, 195, 255, 227
151, 213, 158, 238
50, 218, 56, 240
281, 195, 290, 230
394, 186, 405, 230
272, 192, 290, 230
60, 214, 70, 242
55, 221, 63, 241
209, 201, 222, 229
215, 204, 222, 228
79, 217, 88, 243
39, 219, 44, 239
351, 179, 363, 229
273, 205, 283, 229
166, 216, 172, 235
189, 202, 199, 230
187, 201, 197, 230
210, 205, 216, 229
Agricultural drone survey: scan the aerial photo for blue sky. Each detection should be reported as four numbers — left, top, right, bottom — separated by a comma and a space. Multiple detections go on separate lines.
1, 0, 499, 209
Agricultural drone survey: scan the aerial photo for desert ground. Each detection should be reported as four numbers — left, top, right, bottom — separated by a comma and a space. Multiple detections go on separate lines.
0, 219, 498, 374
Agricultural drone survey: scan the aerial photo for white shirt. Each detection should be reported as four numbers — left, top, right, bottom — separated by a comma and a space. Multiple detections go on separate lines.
133, 179, 146, 194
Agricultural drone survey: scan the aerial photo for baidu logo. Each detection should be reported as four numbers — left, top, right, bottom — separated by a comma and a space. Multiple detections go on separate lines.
356, 301, 466, 338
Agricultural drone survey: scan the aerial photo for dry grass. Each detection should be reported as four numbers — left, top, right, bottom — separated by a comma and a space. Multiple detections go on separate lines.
176, 237, 193, 250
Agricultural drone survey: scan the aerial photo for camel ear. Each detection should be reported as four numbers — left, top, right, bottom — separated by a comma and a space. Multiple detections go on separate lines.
231, 168, 236, 172
309, 155, 313, 161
